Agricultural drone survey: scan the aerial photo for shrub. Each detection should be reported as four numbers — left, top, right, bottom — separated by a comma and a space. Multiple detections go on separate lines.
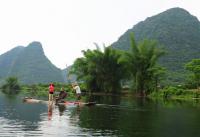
1, 77, 21, 95
161, 86, 188, 98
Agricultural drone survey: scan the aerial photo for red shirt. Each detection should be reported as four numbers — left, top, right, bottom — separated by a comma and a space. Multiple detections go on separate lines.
49, 85, 54, 93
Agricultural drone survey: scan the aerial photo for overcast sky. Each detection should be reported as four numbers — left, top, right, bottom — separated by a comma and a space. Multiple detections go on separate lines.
0, 0, 199, 69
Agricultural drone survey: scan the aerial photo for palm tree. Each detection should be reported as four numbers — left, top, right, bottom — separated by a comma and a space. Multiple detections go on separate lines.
70, 45, 125, 93
120, 33, 165, 96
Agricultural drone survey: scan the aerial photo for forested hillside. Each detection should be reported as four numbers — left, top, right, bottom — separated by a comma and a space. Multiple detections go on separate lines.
112, 8, 200, 84
0, 42, 64, 84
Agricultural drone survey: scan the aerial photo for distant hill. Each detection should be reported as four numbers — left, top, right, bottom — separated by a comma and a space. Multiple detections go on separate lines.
62, 66, 77, 84
112, 7, 200, 84
0, 42, 64, 84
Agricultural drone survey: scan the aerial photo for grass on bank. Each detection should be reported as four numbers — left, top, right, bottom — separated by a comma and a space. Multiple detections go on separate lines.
19, 83, 87, 101
149, 86, 200, 100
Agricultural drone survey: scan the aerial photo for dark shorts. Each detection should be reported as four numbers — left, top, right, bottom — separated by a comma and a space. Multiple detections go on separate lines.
49, 92, 54, 94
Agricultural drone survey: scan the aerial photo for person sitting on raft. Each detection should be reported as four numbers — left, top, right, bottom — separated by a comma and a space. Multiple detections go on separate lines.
55, 87, 67, 104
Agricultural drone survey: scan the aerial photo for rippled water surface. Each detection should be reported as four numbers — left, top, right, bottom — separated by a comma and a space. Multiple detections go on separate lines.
1, 92, 200, 137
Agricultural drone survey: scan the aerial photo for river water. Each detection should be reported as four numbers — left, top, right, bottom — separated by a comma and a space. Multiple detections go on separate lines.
1, 92, 200, 137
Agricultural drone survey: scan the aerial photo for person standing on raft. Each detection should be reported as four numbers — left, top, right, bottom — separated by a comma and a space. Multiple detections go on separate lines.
72, 83, 82, 101
48, 83, 55, 102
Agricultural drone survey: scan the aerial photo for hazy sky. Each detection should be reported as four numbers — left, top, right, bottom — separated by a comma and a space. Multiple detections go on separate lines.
0, 0, 199, 69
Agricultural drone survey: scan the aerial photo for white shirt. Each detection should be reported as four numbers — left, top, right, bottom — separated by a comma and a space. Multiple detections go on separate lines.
73, 85, 81, 94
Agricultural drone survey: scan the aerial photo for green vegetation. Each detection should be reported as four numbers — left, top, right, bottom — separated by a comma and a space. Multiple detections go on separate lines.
0, 77, 85, 100
185, 59, 200, 89
1, 77, 21, 94
112, 8, 200, 85
70, 45, 125, 93
149, 86, 200, 100
70, 32, 199, 100
149, 58, 200, 100
20, 83, 86, 100
69, 34, 165, 96
119, 34, 165, 96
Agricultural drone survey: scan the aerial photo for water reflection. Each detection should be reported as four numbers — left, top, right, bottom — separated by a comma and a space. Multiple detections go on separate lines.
47, 104, 67, 120
48, 103, 53, 120
86, 94, 121, 105
58, 104, 66, 116
0, 93, 46, 136
2, 92, 200, 136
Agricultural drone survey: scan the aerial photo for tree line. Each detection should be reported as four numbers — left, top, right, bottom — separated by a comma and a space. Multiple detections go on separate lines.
70, 33, 200, 96
1, 33, 200, 97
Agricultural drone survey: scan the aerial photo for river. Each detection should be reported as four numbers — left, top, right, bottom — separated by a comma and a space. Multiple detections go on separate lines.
1, 92, 200, 137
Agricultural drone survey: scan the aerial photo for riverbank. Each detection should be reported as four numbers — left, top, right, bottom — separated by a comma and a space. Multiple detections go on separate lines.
1, 83, 199, 102
148, 87, 200, 100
